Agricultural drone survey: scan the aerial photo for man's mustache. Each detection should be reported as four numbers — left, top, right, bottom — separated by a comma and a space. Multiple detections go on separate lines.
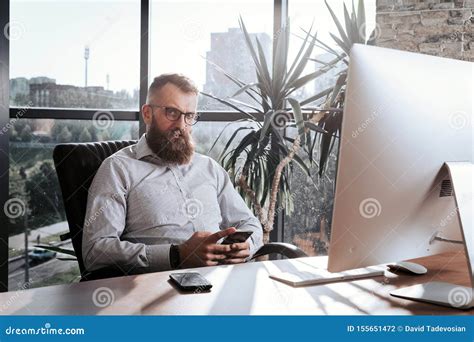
168, 129, 187, 140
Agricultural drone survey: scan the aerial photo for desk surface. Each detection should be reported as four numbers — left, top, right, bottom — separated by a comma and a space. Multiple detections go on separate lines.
0, 251, 471, 315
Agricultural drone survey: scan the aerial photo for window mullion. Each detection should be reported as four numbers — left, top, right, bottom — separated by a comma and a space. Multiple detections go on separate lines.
0, 0, 10, 292
139, 0, 150, 136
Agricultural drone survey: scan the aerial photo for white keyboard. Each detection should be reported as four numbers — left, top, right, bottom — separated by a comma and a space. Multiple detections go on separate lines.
269, 266, 385, 287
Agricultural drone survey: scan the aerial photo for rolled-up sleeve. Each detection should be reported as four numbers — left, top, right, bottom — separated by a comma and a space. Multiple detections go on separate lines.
215, 163, 264, 257
82, 156, 171, 273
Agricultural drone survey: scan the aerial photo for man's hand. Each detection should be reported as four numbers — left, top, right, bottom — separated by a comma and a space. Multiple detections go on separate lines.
221, 241, 251, 264
177, 227, 236, 268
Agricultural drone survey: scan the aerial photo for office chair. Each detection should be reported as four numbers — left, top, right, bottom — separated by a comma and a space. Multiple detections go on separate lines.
53, 140, 307, 281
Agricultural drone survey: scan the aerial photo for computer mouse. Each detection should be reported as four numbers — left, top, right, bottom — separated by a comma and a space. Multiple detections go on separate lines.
387, 261, 428, 275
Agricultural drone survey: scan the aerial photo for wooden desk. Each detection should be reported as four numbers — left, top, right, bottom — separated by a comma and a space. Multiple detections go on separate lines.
0, 251, 471, 315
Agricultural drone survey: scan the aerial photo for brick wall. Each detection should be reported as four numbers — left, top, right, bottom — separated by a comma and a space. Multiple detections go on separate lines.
376, 0, 473, 61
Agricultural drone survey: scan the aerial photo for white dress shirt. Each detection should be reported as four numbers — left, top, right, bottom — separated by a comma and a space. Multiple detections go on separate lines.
82, 133, 263, 273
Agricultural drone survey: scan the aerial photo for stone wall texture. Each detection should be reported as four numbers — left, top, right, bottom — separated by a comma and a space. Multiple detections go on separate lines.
376, 0, 473, 61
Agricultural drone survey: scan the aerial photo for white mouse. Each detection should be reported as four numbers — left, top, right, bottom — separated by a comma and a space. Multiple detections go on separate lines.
387, 261, 428, 275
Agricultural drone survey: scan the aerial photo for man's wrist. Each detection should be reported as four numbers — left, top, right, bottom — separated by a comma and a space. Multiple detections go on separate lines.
169, 244, 181, 269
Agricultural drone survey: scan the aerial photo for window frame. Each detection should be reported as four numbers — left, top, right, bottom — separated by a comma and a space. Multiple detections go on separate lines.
1, 0, 289, 291
0, 0, 10, 293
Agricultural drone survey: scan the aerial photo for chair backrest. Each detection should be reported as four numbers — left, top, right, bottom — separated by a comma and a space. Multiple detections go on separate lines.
53, 140, 137, 274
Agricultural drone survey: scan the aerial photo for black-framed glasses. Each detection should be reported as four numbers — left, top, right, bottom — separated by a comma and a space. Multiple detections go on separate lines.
148, 104, 200, 126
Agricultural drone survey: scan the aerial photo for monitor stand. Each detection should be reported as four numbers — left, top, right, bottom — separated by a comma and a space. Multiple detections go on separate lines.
390, 162, 473, 309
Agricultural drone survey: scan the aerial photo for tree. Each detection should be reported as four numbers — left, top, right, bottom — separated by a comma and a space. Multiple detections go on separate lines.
20, 124, 32, 142
79, 127, 92, 142
25, 161, 65, 228
57, 126, 72, 143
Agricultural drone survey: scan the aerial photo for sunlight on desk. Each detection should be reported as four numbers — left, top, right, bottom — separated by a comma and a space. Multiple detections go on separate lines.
0, 252, 471, 315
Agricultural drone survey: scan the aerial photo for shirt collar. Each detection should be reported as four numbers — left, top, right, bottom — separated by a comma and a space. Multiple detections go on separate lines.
135, 133, 155, 161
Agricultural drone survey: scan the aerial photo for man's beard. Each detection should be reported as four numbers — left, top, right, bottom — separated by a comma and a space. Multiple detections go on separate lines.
146, 116, 195, 165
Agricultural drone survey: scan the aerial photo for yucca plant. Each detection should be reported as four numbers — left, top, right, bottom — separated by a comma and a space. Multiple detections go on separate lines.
202, 17, 343, 243
307, 0, 377, 175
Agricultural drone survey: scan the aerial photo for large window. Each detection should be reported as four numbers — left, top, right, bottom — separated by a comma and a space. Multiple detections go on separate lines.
7, 119, 138, 290
9, 0, 140, 110
283, 0, 376, 255
3, 0, 377, 291
192, 121, 260, 161
287, 0, 376, 105
150, 0, 273, 111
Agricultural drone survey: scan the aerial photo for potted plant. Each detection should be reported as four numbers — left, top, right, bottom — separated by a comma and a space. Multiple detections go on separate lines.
202, 17, 343, 244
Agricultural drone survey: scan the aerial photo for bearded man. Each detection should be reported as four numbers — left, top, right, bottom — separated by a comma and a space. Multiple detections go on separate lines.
82, 73, 263, 274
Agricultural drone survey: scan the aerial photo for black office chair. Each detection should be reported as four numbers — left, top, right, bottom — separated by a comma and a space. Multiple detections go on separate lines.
53, 140, 307, 281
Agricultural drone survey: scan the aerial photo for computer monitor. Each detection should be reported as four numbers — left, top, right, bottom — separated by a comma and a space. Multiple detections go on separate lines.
327, 44, 473, 308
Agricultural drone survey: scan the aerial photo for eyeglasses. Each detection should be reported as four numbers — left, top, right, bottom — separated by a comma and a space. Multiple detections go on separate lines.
147, 104, 200, 126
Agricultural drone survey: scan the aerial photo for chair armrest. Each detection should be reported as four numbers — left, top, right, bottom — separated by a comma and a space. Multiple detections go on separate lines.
81, 266, 142, 281
82, 243, 308, 281
250, 242, 308, 260
59, 232, 71, 242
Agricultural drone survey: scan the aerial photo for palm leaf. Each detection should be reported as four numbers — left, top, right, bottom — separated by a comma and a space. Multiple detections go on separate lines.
230, 82, 258, 99
325, 0, 350, 46
357, 0, 366, 39
255, 37, 273, 96
34, 244, 76, 256
207, 119, 257, 154
228, 98, 262, 113
239, 17, 263, 77
329, 33, 351, 55
288, 98, 305, 144
305, 121, 328, 134
328, 72, 347, 107
287, 28, 318, 87
301, 86, 334, 106
318, 112, 342, 176
201, 92, 256, 120
287, 23, 314, 82
212, 126, 254, 158
206, 58, 263, 106
343, 3, 357, 45
272, 23, 289, 103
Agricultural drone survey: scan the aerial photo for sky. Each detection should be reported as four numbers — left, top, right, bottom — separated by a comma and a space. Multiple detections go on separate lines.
9, 0, 376, 93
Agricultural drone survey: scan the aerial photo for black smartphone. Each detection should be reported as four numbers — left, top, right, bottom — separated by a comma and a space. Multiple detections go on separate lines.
169, 272, 212, 292
221, 230, 253, 245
